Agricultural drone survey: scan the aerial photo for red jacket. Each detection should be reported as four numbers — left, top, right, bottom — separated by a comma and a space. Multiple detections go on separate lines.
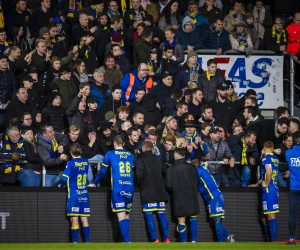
287, 23, 300, 56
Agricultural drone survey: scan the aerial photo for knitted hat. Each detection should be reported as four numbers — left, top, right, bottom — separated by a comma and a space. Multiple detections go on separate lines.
39, 27, 50, 37
187, 50, 197, 60
274, 18, 284, 24
226, 80, 234, 89
133, 13, 143, 21
60, 65, 71, 75
49, 92, 61, 103
150, 48, 158, 54
53, 16, 63, 24
112, 32, 123, 43
161, 71, 172, 79
105, 111, 116, 121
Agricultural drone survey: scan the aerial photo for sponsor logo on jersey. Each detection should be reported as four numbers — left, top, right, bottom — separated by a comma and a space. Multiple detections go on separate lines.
216, 207, 224, 212
273, 204, 279, 209
262, 201, 267, 211
290, 157, 300, 167
84, 208, 90, 212
72, 207, 79, 212
116, 202, 125, 208
127, 203, 132, 208
148, 203, 157, 207
78, 197, 88, 201
159, 202, 165, 207
120, 191, 132, 197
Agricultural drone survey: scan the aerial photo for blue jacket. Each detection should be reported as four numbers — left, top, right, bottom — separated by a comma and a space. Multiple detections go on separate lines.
180, 11, 208, 26
173, 62, 204, 89
89, 82, 111, 112
120, 69, 152, 103
204, 25, 232, 52
286, 145, 300, 190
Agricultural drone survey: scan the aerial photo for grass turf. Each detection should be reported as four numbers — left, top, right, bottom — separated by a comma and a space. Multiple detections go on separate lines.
0, 243, 295, 250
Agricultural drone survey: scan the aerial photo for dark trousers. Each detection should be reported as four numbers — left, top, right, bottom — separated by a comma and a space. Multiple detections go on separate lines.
288, 190, 300, 239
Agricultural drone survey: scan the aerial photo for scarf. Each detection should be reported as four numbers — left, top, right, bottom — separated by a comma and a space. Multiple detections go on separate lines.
79, 43, 92, 58
164, 39, 176, 49
0, 41, 10, 53
213, 26, 222, 36
79, 73, 89, 83
90, 5, 104, 19
107, 9, 120, 20
206, 71, 215, 81
272, 26, 287, 46
241, 137, 248, 165
187, 11, 198, 24
253, 6, 265, 39
38, 133, 58, 158
121, 0, 132, 16
128, 7, 146, 20
187, 62, 200, 83
237, 32, 248, 48
232, 10, 245, 21
248, 23, 254, 28
4, 135, 22, 174
67, 0, 82, 18
147, 59, 162, 85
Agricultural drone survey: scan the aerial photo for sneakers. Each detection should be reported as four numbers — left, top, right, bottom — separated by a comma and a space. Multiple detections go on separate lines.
228, 235, 235, 242
286, 240, 296, 245
164, 238, 170, 243
153, 239, 160, 243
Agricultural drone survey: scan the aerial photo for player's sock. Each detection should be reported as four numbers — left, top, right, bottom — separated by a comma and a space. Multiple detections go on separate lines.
190, 217, 198, 242
215, 221, 224, 242
119, 219, 130, 243
222, 225, 230, 239
157, 212, 169, 240
71, 225, 80, 243
144, 212, 157, 241
269, 219, 278, 242
263, 224, 270, 239
177, 223, 186, 242
82, 226, 90, 243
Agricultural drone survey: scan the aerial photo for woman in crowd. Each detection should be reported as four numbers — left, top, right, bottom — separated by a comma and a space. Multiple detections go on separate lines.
9, 25, 30, 52
71, 59, 89, 91
158, 0, 180, 31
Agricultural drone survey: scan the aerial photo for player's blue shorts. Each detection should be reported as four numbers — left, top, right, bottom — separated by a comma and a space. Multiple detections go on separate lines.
67, 196, 90, 217
207, 194, 225, 218
262, 190, 279, 214
111, 188, 134, 213
142, 202, 166, 212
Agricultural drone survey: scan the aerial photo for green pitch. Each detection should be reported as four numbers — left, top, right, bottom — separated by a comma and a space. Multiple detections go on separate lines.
0, 242, 295, 250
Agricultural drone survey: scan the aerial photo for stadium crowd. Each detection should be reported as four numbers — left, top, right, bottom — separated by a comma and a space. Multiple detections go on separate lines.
0, 0, 298, 188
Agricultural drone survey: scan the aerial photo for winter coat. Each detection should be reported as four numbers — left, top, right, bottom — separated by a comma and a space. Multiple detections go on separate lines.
150, 82, 175, 109
100, 65, 123, 91
3, 99, 31, 128
29, 8, 54, 38
286, 22, 300, 56
165, 158, 200, 217
163, 97, 177, 117
52, 77, 77, 109
199, 5, 223, 25
204, 24, 232, 52
89, 81, 110, 112
31, 52, 50, 76
136, 151, 168, 204
158, 13, 179, 31
263, 28, 287, 53
180, 11, 208, 26
229, 30, 253, 52
115, 56, 131, 76
0, 69, 17, 103
244, 23, 259, 50
42, 104, 68, 133
199, 69, 225, 102
99, 96, 123, 121
159, 39, 185, 64
22, 140, 43, 172
204, 138, 233, 174
133, 38, 151, 68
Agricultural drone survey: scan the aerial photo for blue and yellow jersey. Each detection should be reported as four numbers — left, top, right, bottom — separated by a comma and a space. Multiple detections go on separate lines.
181, 131, 208, 154
60, 157, 89, 198
94, 149, 134, 189
197, 163, 222, 203
261, 153, 279, 193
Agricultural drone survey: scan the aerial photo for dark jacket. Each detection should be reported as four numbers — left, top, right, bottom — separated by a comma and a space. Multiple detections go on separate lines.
29, 8, 54, 38
165, 158, 200, 217
204, 138, 233, 174
136, 151, 168, 204
188, 99, 207, 121
93, 24, 111, 65
173, 62, 204, 89
115, 56, 131, 76
150, 83, 175, 110
5, 8, 31, 37
199, 69, 225, 102
3, 99, 31, 128
199, 5, 223, 25
42, 104, 68, 133
263, 28, 287, 53
159, 144, 176, 177
26, 87, 40, 111
163, 97, 177, 117
226, 132, 259, 164
0, 69, 17, 103
99, 96, 123, 121
31, 52, 50, 77
176, 25, 203, 50
204, 24, 232, 52
133, 38, 151, 68
273, 0, 300, 17
22, 140, 43, 172
161, 58, 180, 76
52, 77, 77, 109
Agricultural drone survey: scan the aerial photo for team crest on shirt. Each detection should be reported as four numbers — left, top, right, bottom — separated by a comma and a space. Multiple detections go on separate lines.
84, 208, 90, 212
72, 207, 79, 212
159, 202, 165, 206
127, 203, 132, 208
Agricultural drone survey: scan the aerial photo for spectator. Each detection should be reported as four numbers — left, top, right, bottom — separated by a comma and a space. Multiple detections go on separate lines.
199, 122, 212, 138
198, 104, 215, 126
71, 59, 88, 91
288, 118, 300, 134
226, 81, 239, 102
52, 0, 83, 19
97, 120, 115, 155
180, 0, 208, 26
29, 0, 54, 39
172, 101, 188, 129
235, 88, 256, 113
227, 130, 259, 187
286, 13, 300, 56
132, 112, 145, 131
229, 20, 253, 57
19, 127, 42, 187
158, 0, 180, 31
188, 88, 206, 121
199, 59, 225, 102
133, 28, 153, 68
107, 0, 121, 21
199, 0, 223, 9
204, 126, 234, 187
124, 0, 150, 30
0, 29, 10, 55
204, 18, 232, 55
174, 51, 204, 89
72, 13, 95, 45
31, 40, 51, 77
36, 124, 69, 186
176, 17, 203, 52
8, 45, 21, 73
243, 13, 259, 50
141, 0, 159, 24
0, 126, 26, 186
209, 81, 236, 132
163, 88, 182, 117
120, 63, 154, 103
224, 0, 245, 33
199, 0, 223, 25
100, 55, 123, 91
156, 0, 171, 14
78, 34, 98, 75
100, 85, 123, 121
275, 106, 290, 120
9, 25, 30, 53
42, 92, 68, 133
21, 75, 40, 111
263, 18, 287, 54
111, 44, 130, 75
243, 106, 263, 128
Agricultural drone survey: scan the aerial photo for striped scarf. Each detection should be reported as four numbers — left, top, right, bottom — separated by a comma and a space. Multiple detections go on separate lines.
187, 11, 198, 24
38, 133, 58, 158
0, 41, 10, 53
206, 71, 215, 81
237, 32, 248, 48
272, 26, 287, 46
107, 9, 120, 20
90, 5, 104, 19
241, 137, 248, 165
121, 0, 132, 16
128, 8, 146, 20
232, 10, 245, 21
187, 62, 200, 83
213, 26, 222, 36
4, 135, 22, 174
67, 0, 82, 18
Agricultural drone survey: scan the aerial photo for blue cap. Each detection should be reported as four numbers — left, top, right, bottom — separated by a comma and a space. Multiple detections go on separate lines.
53, 17, 63, 24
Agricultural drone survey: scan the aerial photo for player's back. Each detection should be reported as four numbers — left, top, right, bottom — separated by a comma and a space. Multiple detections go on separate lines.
64, 157, 89, 198
261, 153, 279, 192
105, 149, 134, 190
197, 163, 222, 202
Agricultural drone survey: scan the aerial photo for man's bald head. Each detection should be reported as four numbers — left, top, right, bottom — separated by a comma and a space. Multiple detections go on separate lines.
79, 13, 89, 26
294, 13, 300, 24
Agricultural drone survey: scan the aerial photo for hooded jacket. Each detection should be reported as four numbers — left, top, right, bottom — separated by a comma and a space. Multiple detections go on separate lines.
180, 10, 208, 26
133, 37, 151, 68
89, 81, 110, 112
99, 96, 123, 121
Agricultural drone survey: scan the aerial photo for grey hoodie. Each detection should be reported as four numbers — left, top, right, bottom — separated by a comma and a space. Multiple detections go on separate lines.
182, 16, 195, 33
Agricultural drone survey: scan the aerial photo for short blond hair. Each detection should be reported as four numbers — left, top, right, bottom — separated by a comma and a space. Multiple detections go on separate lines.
69, 125, 80, 133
